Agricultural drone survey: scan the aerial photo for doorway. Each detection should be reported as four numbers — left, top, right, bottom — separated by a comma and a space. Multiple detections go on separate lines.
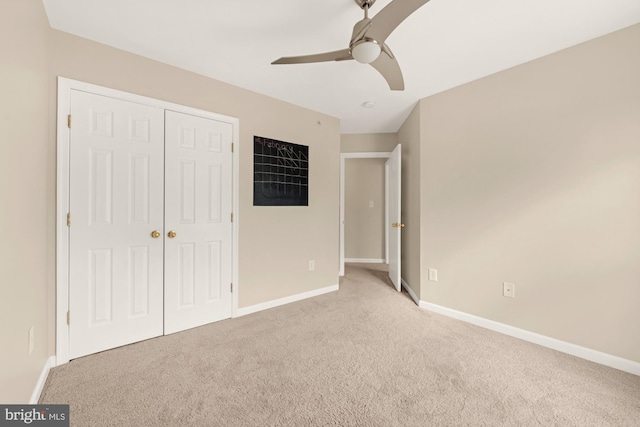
339, 152, 391, 276
343, 157, 388, 263
339, 146, 402, 290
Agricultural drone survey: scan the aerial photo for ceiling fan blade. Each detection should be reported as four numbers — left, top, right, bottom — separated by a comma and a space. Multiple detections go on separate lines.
272, 49, 353, 65
368, 0, 431, 43
370, 52, 404, 90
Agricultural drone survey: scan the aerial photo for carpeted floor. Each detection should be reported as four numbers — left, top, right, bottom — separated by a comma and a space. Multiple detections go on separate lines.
41, 263, 640, 426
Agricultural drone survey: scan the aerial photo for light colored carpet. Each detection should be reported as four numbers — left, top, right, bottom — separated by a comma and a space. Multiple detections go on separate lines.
41, 263, 640, 426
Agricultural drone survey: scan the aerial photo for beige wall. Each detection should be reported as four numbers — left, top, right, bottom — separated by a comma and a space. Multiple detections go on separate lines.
0, 0, 51, 403
344, 159, 386, 260
418, 24, 640, 362
397, 104, 422, 299
341, 133, 397, 153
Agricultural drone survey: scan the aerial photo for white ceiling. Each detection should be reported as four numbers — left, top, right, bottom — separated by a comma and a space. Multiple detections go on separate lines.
42, 0, 640, 134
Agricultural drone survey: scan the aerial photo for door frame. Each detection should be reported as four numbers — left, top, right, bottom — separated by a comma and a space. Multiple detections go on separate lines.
56, 77, 240, 365
339, 152, 391, 276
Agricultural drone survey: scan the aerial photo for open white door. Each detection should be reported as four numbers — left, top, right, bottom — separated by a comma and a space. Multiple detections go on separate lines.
387, 144, 402, 291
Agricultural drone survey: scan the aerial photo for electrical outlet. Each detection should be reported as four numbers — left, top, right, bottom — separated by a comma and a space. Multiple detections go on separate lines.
428, 268, 438, 282
503, 282, 515, 298
309, 260, 315, 271
28, 326, 34, 355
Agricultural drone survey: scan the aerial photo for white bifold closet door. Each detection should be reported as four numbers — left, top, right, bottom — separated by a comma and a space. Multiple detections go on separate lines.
68, 90, 165, 359
163, 110, 233, 334
68, 91, 233, 359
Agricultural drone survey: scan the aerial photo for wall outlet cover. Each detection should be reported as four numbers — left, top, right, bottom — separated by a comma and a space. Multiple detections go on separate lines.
503, 282, 515, 298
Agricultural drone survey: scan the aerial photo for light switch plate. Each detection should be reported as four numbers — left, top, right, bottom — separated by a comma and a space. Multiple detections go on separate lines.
28, 326, 34, 355
428, 268, 438, 282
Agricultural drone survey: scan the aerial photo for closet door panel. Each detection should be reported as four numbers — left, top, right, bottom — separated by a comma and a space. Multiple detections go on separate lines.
68, 90, 165, 359
164, 110, 233, 334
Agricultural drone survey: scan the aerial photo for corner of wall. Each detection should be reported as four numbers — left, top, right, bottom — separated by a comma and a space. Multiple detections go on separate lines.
0, 0, 53, 403
397, 102, 422, 301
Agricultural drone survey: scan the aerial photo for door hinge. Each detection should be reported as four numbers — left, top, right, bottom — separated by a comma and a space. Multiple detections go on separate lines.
230, 283, 233, 293
67, 213, 71, 227
67, 114, 72, 129
230, 212, 233, 223
231, 143, 234, 153
66, 311, 70, 325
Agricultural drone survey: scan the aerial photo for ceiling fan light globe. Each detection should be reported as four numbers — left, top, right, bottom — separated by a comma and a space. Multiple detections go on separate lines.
352, 40, 381, 64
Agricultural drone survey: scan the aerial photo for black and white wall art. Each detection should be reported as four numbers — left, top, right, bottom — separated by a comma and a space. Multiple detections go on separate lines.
253, 136, 309, 206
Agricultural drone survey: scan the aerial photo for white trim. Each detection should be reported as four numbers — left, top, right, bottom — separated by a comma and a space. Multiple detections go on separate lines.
55, 79, 71, 365
236, 284, 339, 317
339, 156, 345, 276
401, 278, 419, 306
384, 160, 390, 264
231, 111, 240, 319
345, 258, 385, 263
419, 301, 640, 376
340, 152, 392, 276
56, 77, 240, 365
30, 356, 56, 404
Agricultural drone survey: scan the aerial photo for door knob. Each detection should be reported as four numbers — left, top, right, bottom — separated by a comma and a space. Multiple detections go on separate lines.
168, 230, 177, 238
392, 223, 406, 228
151, 230, 160, 238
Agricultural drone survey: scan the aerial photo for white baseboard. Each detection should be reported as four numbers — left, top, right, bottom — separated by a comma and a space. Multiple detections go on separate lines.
401, 278, 419, 306
30, 356, 55, 404
236, 284, 339, 317
345, 258, 385, 264
419, 301, 640, 376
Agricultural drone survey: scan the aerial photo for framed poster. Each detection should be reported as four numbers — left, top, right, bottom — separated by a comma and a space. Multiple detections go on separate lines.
253, 136, 309, 206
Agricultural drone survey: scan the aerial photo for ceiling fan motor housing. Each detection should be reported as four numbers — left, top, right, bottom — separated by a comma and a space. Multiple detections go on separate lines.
355, 0, 377, 9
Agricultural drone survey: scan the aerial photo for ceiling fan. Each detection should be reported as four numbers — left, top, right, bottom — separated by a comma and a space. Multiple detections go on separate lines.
271, 0, 431, 91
